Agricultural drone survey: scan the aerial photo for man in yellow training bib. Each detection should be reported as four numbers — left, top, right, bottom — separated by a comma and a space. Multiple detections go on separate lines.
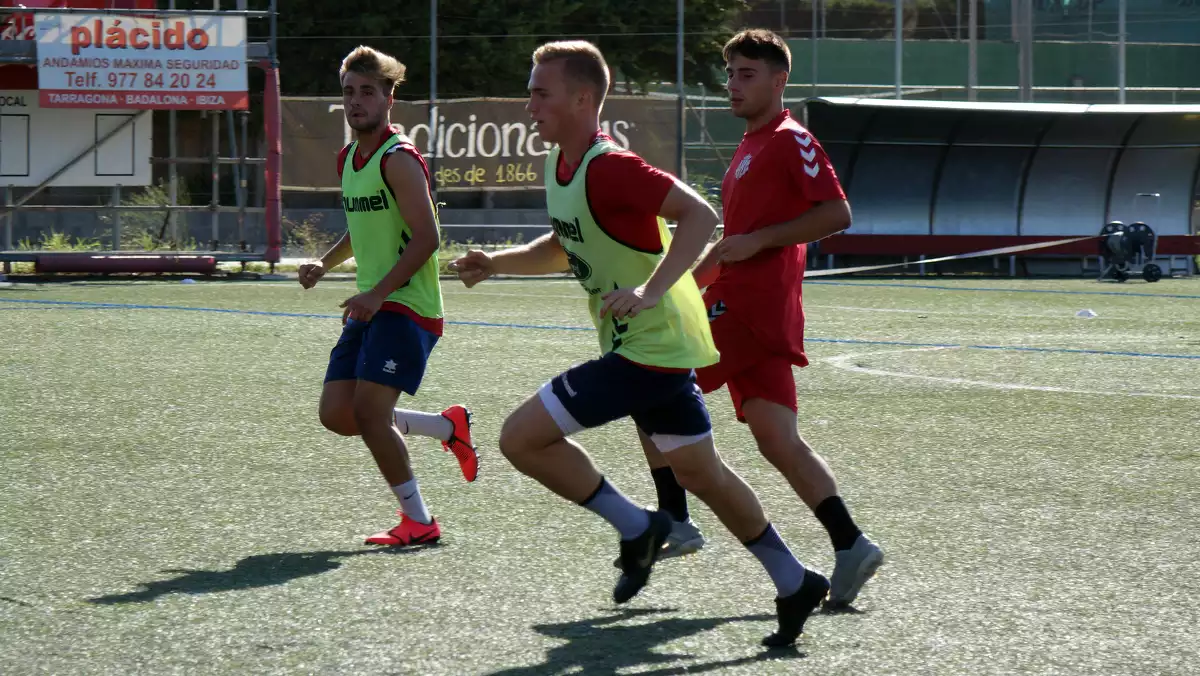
451, 40, 829, 648
298, 46, 478, 548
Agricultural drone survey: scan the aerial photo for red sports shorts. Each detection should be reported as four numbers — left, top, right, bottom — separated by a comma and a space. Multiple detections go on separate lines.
695, 311, 798, 422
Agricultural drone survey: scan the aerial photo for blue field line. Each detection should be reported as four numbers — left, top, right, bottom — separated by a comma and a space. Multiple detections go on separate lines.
0, 298, 598, 329
0, 298, 340, 319
806, 280, 1200, 299
2, 297, 1197, 360
450, 319, 592, 331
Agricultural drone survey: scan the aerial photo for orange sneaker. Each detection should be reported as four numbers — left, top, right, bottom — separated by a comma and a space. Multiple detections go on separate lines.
365, 512, 441, 546
440, 405, 479, 482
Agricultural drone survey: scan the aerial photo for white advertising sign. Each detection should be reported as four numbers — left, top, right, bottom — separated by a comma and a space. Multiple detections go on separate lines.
0, 90, 151, 187
34, 13, 248, 110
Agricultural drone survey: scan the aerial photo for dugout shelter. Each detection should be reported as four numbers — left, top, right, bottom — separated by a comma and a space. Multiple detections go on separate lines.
802, 97, 1200, 276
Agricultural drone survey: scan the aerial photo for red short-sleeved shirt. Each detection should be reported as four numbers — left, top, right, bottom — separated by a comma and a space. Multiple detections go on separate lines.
555, 131, 677, 252
705, 109, 846, 366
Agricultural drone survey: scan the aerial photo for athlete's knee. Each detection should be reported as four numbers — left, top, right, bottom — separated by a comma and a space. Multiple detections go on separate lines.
319, 381, 360, 436
502, 391, 571, 465
319, 404, 358, 436
497, 413, 530, 464
664, 442, 724, 496
744, 404, 801, 457
351, 401, 395, 437
754, 431, 803, 466
321, 415, 358, 437
498, 405, 541, 462
747, 415, 796, 446
672, 463, 720, 497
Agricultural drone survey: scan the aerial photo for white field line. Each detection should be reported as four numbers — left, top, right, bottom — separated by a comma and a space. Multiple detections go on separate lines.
805, 304, 1200, 324
823, 346, 1200, 401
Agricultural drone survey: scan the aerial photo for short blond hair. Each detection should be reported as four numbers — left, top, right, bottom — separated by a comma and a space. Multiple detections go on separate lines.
339, 46, 407, 94
532, 40, 611, 106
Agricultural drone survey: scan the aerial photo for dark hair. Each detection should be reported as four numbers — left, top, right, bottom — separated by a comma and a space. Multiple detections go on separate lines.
723, 29, 791, 72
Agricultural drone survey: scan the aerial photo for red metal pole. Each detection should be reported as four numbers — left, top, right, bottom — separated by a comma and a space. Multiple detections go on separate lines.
262, 62, 282, 264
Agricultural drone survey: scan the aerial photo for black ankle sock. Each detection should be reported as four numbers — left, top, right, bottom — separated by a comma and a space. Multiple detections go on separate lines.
813, 496, 862, 552
650, 466, 689, 522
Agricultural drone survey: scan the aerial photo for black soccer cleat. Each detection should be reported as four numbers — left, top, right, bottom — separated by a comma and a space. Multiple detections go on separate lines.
612, 509, 674, 604
762, 568, 831, 648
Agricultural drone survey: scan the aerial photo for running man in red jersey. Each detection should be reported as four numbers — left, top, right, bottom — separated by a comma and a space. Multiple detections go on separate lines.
298, 46, 478, 548
641, 30, 884, 609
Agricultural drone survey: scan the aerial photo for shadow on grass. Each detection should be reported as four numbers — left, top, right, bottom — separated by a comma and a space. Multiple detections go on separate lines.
87, 545, 437, 605
487, 607, 805, 676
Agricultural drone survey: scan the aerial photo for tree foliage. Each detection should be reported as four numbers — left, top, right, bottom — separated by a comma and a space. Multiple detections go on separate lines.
258, 0, 748, 97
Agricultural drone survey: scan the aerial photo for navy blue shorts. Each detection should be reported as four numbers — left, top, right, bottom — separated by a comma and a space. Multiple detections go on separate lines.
538, 352, 712, 452
324, 311, 439, 395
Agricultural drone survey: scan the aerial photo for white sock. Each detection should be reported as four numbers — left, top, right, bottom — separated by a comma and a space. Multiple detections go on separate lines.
391, 478, 432, 524
394, 409, 453, 441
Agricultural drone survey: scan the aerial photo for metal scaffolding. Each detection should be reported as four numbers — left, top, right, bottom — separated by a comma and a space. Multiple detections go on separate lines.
0, 1, 282, 273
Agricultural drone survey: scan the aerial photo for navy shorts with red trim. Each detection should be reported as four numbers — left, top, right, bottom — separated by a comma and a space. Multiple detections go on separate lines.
324, 311, 438, 395
537, 352, 712, 451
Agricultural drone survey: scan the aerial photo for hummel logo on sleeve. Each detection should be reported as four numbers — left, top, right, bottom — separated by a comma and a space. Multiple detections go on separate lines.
793, 133, 820, 177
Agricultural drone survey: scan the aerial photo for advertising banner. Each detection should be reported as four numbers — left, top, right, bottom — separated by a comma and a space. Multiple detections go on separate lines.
35, 12, 248, 110
281, 96, 679, 191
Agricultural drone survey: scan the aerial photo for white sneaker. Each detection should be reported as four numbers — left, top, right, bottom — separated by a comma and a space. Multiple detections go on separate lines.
613, 514, 705, 568
825, 534, 884, 608
660, 517, 705, 560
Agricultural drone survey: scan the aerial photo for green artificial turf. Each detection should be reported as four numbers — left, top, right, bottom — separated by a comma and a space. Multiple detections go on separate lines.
1, 276, 1197, 674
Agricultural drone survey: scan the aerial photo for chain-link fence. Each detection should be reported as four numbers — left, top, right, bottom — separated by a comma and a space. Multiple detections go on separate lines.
6, 0, 1200, 263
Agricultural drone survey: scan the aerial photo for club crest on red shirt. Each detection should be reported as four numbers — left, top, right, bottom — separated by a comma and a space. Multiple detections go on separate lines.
734, 153, 752, 180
